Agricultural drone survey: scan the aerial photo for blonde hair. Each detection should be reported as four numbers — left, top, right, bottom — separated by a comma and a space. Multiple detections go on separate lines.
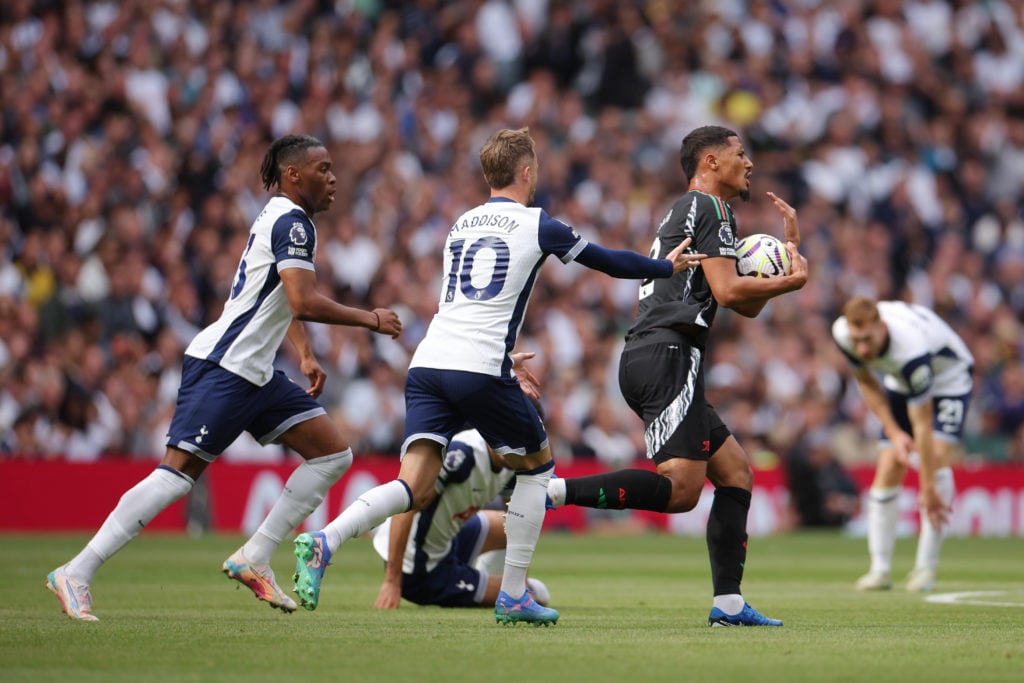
479, 128, 535, 190
842, 295, 881, 326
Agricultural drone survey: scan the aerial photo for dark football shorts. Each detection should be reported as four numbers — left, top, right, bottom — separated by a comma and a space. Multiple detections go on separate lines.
618, 331, 731, 463
400, 511, 488, 607
882, 389, 972, 443
166, 357, 326, 461
402, 367, 548, 458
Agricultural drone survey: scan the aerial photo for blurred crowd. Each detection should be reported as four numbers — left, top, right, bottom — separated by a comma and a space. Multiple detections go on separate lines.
2, 0, 1023, 495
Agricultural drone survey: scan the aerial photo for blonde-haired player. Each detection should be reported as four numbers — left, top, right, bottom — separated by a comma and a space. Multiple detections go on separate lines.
832, 296, 973, 592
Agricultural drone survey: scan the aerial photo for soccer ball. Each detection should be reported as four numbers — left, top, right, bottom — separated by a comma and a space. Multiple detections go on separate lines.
734, 233, 791, 278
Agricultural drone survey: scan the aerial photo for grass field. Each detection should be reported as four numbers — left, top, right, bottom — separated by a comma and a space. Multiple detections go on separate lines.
2, 530, 1022, 683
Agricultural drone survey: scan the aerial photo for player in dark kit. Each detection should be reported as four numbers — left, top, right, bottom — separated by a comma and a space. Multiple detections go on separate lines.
547, 125, 808, 626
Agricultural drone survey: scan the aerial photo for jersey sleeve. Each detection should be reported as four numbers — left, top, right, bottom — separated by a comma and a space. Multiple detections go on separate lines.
271, 211, 316, 272
536, 210, 588, 263
900, 354, 935, 401
575, 242, 673, 279
438, 440, 477, 487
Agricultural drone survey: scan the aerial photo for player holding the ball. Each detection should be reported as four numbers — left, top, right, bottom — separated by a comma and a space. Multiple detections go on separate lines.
547, 125, 808, 627
292, 127, 704, 626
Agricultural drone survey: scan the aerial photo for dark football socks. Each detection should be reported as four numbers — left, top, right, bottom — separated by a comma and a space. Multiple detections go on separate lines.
563, 469, 673, 512
707, 486, 751, 596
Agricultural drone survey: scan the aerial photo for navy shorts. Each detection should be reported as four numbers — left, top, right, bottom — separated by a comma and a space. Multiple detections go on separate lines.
166, 357, 326, 461
401, 512, 489, 607
882, 390, 972, 443
402, 367, 547, 457
619, 332, 730, 463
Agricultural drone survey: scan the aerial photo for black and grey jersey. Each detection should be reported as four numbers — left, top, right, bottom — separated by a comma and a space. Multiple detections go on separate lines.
626, 190, 739, 343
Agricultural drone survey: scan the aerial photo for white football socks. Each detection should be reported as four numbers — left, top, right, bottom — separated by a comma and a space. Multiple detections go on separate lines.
475, 549, 506, 576
66, 466, 194, 584
500, 467, 551, 599
546, 477, 566, 508
867, 486, 901, 575
243, 449, 352, 564
322, 479, 412, 553
713, 594, 745, 615
914, 467, 955, 571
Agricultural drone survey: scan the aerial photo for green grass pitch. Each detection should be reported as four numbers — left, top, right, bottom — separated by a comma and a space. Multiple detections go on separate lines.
2, 531, 1022, 683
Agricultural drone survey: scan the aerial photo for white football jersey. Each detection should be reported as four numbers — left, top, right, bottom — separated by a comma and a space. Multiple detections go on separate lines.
832, 301, 974, 401
185, 196, 316, 386
410, 197, 587, 377
373, 429, 515, 574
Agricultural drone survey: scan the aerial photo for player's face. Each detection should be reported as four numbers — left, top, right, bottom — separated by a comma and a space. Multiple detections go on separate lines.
296, 146, 336, 214
718, 137, 753, 201
847, 319, 887, 361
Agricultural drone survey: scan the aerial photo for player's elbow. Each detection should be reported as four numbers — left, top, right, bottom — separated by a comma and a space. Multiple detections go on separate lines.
288, 298, 317, 320
729, 303, 763, 318
719, 293, 764, 317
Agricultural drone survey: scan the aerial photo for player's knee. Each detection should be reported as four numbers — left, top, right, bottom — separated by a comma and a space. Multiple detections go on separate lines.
406, 482, 439, 511
664, 483, 702, 513
709, 460, 753, 490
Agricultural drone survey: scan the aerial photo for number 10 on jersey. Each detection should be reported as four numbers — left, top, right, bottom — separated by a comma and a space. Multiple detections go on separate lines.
444, 237, 511, 303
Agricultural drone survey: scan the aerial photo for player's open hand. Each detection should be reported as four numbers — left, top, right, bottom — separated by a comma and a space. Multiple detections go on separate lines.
890, 433, 916, 467
766, 191, 800, 248
665, 236, 707, 274
511, 351, 541, 400
373, 579, 402, 610
373, 307, 403, 339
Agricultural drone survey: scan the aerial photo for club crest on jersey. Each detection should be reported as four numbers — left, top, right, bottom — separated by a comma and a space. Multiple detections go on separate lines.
718, 223, 734, 246
289, 222, 309, 245
441, 446, 474, 484
908, 364, 933, 394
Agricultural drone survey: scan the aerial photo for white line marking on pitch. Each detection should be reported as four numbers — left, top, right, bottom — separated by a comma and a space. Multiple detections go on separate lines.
926, 591, 1024, 607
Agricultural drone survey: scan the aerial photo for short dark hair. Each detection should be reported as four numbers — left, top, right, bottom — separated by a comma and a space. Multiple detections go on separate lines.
679, 125, 739, 183
259, 134, 324, 190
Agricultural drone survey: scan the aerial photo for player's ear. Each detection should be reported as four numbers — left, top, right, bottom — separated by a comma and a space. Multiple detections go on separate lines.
520, 161, 532, 184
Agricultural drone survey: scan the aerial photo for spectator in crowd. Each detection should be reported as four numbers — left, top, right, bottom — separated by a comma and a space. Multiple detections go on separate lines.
784, 428, 861, 529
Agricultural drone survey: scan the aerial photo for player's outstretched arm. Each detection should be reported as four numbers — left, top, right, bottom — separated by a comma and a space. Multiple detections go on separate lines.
280, 267, 403, 338
574, 236, 704, 280
664, 236, 708, 273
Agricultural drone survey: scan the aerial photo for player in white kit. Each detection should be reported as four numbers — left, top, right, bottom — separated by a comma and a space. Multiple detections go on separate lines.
371, 425, 549, 609
832, 296, 974, 592
45, 135, 402, 621
294, 127, 702, 624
